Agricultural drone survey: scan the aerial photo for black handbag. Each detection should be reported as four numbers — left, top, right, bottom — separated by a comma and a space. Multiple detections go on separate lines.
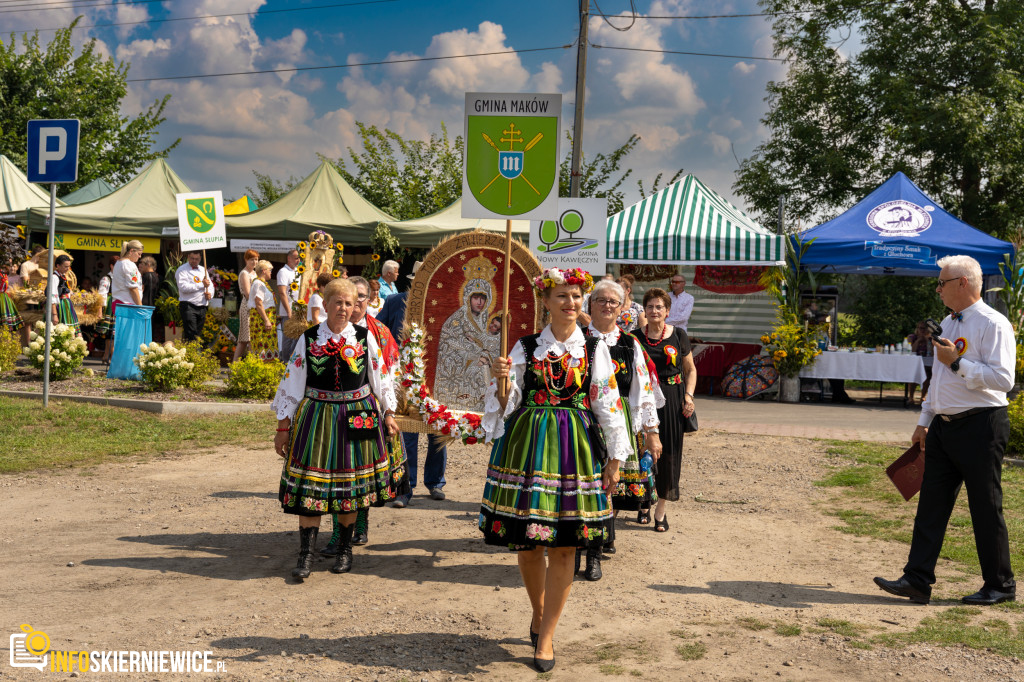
683, 410, 698, 433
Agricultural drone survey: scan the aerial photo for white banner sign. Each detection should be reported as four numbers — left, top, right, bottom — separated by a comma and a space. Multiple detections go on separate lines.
230, 239, 295, 254
176, 191, 226, 250
531, 197, 607, 275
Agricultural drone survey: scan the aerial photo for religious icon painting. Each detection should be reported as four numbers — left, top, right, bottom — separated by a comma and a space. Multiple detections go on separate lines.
405, 230, 544, 415
295, 230, 339, 305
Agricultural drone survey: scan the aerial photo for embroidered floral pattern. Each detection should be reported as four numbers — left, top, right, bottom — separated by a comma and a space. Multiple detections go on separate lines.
349, 412, 379, 429
525, 523, 554, 542
491, 520, 507, 537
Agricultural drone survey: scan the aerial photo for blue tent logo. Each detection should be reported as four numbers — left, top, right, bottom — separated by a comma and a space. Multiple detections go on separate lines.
866, 200, 933, 236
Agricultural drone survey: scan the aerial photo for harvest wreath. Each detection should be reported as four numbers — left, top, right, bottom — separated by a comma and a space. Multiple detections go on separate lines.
398, 322, 485, 445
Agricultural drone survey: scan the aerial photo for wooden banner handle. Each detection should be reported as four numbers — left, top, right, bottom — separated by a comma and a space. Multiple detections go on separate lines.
498, 219, 512, 400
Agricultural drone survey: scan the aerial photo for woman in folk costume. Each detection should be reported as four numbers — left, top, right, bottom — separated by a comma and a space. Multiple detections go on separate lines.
481, 267, 631, 673
49, 255, 81, 337
321, 277, 409, 556
0, 262, 25, 337
272, 278, 400, 580
582, 278, 664, 579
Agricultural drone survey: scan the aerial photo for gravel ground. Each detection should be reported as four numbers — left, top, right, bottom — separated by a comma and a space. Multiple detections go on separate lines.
1, 429, 1021, 680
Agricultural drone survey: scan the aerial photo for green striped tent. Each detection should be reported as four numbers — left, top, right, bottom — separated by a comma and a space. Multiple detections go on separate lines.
607, 174, 785, 265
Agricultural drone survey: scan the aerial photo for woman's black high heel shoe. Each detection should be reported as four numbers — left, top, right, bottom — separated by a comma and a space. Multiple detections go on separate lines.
654, 515, 669, 532
637, 508, 651, 525
529, 624, 539, 647
533, 649, 555, 672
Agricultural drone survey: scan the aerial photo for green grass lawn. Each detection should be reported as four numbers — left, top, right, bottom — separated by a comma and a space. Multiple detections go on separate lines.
0, 397, 276, 474
816, 439, 1024, 657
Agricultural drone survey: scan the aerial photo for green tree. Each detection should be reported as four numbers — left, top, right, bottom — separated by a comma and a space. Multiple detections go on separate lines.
845, 276, 948, 347
0, 20, 178, 194
326, 122, 464, 220
244, 170, 299, 208
735, 0, 1024, 241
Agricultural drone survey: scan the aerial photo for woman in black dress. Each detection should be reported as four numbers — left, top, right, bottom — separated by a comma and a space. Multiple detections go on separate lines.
635, 287, 696, 532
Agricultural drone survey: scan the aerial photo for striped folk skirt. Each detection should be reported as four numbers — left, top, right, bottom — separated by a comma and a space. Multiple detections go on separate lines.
279, 387, 396, 516
479, 405, 613, 550
0, 292, 23, 333
610, 399, 658, 511
57, 298, 80, 336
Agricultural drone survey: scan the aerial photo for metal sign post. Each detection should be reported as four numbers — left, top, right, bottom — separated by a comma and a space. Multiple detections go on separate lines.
27, 119, 81, 408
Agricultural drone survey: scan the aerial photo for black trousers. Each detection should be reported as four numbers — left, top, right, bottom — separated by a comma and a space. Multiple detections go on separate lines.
904, 407, 1015, 592
179, 301, 208, 343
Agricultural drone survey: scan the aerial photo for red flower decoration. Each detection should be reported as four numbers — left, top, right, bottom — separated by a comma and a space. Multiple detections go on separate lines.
491, 521, 502, 533
466, 437, 478, 445
353, 416, 364, 429
533, 390, 549, 405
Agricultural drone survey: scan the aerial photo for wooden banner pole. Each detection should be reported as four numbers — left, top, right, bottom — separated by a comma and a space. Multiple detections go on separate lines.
498, 219, 512, 400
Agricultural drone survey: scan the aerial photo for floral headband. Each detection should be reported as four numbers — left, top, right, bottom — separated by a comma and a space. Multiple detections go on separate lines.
532, 267, 594, 295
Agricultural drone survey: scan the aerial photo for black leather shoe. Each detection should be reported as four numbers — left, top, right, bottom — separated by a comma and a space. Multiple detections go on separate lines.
533, 652, 555, 672
602, 542, 616, 557
961, 587, 1016, 605
873, 576, 930, 604
351, 529, 368, 546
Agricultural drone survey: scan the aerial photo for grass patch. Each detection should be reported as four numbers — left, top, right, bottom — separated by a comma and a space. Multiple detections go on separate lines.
587, 643, 623, 663
816, 440, 1023, 586
816, 618, 868, 638
0, 397, 276, 473
675, 642, 707, 661
736, 617, 771, 631
599, 663, 625, 675
774, 623, 801, 637
873, 605, 1024, 658
669, 629, 694, 639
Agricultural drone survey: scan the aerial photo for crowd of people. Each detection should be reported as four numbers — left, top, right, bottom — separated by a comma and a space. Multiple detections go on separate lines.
268, 264, 699, 673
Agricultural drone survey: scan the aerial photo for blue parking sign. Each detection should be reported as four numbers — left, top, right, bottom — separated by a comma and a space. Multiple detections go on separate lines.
27, 119, 80, 184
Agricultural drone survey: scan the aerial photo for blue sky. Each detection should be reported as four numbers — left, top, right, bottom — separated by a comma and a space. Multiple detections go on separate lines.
5, 0, 786, 214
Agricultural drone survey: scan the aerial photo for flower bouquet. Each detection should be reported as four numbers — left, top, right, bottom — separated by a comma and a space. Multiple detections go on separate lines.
23, 321, 88, 380
760, 308, 826, 378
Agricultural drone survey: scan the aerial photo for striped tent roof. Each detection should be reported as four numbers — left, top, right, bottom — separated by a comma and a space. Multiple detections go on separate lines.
606, 174, 785, 265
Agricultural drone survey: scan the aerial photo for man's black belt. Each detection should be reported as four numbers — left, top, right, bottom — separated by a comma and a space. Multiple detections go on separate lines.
938, 406, 1000, 422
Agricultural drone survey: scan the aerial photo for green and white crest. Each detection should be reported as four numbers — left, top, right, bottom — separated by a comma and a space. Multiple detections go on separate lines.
462, 93, 561, 220
176, 190, 227, 250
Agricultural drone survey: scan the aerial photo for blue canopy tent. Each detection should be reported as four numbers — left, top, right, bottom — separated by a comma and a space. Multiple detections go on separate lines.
795, 172, 1014, 276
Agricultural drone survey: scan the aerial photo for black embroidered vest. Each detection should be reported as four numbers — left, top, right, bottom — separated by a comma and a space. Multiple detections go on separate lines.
586, 328, 635, 397
520, 334, 599, 410
303, 324, 370, 393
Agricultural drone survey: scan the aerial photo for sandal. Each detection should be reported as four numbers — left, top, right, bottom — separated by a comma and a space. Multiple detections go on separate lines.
637, 508, 651, 525
654, 515, 669, 532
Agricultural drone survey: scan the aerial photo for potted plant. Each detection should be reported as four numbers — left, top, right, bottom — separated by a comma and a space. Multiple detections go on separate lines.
761, 308, 827, 402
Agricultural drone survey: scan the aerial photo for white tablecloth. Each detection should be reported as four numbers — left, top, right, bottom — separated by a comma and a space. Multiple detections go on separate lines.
800, 352, 927, 384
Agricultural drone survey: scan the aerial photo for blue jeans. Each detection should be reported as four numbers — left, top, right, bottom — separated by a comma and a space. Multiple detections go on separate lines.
401, 433, 447, 491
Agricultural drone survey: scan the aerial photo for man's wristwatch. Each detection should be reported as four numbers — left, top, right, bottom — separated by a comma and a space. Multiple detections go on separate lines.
684, 391, 694, 399
950, 357, 961, 373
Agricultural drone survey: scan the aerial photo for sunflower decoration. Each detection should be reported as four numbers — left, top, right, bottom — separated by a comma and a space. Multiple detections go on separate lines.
297, 241, 308, 250
298, 251, 306, 260
296, 264, 306, 275
332, 269, 342, 278
371, 254, 381, 262
290, 281, 299, 292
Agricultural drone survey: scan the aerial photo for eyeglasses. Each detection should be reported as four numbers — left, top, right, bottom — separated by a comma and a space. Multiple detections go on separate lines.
593, 297, 621, 307
356, 294, 369, 302
646, 305, 667, 312
937, 276, 962, 288
670, 279, 684, 284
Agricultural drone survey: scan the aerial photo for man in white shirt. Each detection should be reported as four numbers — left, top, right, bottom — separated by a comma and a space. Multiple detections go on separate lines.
666, 274, 694, 330
276, 249, 301, 361
377, 260, 400, 301
875, 255, 1016, 607
175, 251, 214, 342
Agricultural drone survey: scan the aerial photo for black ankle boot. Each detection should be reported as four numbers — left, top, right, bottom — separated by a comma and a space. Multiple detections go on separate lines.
329, 524, 355, 574
321, 514, 342, 557
352, 508, 369, 546
292, 526, 319, 580
574, 547, 582, 575
584, 545, 602, 581
603, 520, 616, 557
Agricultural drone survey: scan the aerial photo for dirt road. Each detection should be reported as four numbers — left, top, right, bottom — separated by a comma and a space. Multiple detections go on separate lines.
1, 430, 1019, 680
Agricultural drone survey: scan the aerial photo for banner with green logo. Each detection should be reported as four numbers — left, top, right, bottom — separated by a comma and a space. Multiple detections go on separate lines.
462, 93, 561, 220
176, 191, 226, 250
531, 198, 607, 274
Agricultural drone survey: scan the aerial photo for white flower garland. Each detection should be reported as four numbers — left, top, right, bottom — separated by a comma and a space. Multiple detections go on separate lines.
398, 323, 485, 444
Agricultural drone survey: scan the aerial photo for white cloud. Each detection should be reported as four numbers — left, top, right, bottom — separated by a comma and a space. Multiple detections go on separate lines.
424, 22, 530, 96
733, 61, 756, 75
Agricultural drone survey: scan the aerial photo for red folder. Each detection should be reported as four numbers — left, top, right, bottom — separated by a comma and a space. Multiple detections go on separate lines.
886, 443, 925, 501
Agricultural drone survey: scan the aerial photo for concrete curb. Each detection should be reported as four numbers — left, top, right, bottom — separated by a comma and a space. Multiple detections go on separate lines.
1, 390, 269, 415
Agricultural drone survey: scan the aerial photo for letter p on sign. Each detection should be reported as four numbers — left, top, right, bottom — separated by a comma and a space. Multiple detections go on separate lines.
27, 119, 80, 184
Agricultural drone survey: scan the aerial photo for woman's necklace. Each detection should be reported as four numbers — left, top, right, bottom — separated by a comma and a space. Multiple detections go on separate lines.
644, 323, 667, 346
